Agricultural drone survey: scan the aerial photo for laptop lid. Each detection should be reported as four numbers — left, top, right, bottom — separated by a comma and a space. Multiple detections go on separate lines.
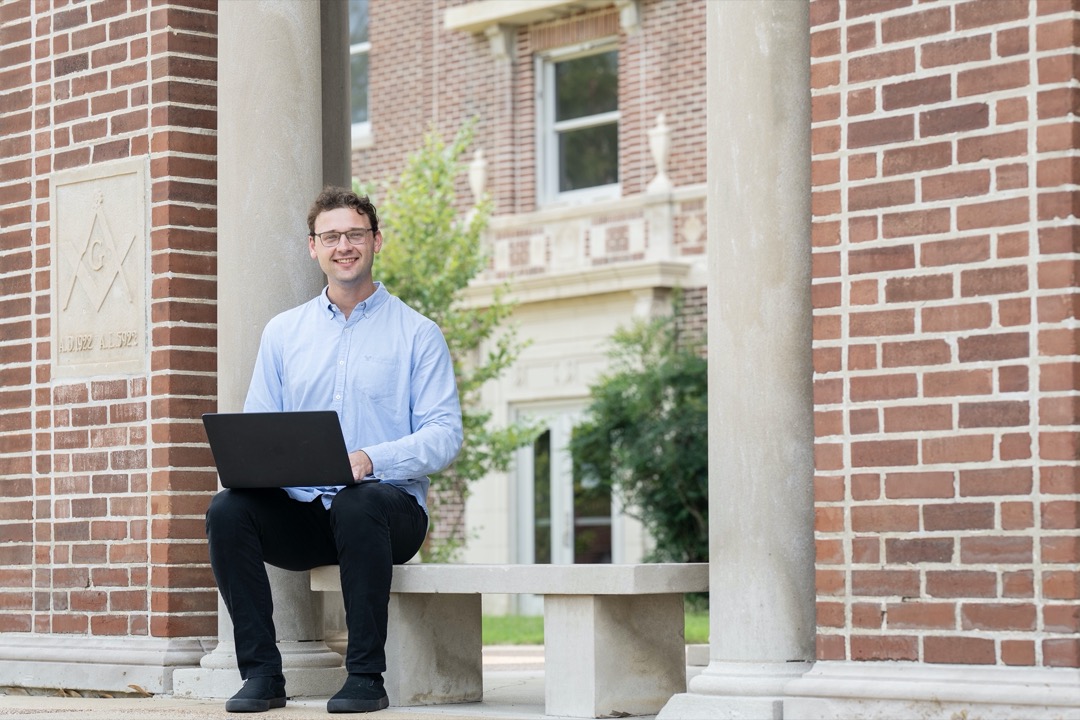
202, 411, 354, 489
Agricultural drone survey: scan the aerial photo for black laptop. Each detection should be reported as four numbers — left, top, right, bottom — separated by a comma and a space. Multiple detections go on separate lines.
202, 411, 355, 489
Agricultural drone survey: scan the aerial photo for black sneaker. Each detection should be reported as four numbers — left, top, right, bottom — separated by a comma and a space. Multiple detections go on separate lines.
225, 674, 287, 713
327, 673, 390, 713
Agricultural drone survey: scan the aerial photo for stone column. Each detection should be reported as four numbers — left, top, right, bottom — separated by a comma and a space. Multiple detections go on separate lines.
658, 2, 814, 718
172, 0, 345, 699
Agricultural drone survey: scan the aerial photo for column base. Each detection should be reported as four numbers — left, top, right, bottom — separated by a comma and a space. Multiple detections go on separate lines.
0, 633, 210, 695
172, 639, 345, 699
658, 660, 811, 720
784, 661, 1080, 720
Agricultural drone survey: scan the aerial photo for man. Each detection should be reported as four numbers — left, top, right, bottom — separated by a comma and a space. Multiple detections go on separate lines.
206, 187, 463, 713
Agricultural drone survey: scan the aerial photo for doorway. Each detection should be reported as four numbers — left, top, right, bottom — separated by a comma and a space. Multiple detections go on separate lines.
514, 403, 617, 590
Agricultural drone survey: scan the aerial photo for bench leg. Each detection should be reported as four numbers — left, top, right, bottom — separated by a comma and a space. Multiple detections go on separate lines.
384, 593, 483, 707
544, 594, 686, 718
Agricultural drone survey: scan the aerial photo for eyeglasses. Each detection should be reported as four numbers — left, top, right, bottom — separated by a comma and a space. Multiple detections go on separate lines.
313, 228, 374, 246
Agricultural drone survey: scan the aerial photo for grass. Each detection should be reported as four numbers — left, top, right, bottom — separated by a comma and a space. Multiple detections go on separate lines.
482, 611, 709, 645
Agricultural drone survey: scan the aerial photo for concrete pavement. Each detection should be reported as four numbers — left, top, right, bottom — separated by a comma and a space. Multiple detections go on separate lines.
0, 646, 663, 720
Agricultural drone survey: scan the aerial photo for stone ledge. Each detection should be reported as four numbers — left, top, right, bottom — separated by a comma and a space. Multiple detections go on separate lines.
0, 634, 211, 695
311, 562, 708, 595
784, 661, 1080, 719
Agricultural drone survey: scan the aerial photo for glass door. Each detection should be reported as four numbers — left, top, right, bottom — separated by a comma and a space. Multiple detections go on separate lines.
515, 404, 614, 612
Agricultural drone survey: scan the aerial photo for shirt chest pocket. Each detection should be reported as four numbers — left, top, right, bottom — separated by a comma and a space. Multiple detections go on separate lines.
351, 354, 400, 403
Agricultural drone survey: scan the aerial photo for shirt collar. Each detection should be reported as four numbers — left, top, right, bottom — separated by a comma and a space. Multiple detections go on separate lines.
321, 282, 389, 319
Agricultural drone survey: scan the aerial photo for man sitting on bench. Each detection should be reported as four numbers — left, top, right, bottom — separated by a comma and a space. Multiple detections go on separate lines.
205, 187, 463, 714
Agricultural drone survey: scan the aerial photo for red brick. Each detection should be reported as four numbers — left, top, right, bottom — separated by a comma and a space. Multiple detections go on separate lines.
881, 7, 951, 43
957, 197, 1030, 230
921, 236, 991, 267
922, 169, 991, 201
815, 505, 845, 533
850, 48, 915, 83
1044, 570, 1080, 600
849, 309, 915, 336
921, 34, 991, 69
957, 332, 1029, 362
924, 635, 996, 665
958, 60, 1031, 97
921, 303, 992, 332
882, 208, 950, 238
958, 400, 1029, 428
883, 405, 953, 433
1042, 500, 1080, 529
1043, 537, 1080, 565
850, 373, 918, 400
1039, 327, 1080, 357
961, 536, 1033, 564
852, 506, 919, 533
885, 537, 953, 564
885, 601, 955, 631
852, 602, 883, 629
849, 408, 879, 435
923, 435, 995, 465
1038, 259, 1080, 290
882, 75, 951, 111
921, 103, 989, 138
884, 274, 952, 302
851, 439, 919, 467
924, 502, 995, 531
815, 475, 845, 503
924, 569, 997, 600
850, 244, 916, 274
1002, 640, 1036, 666
881, 339, 950, 367
958, 467, 1033, 496
852, 569, 920, 597
958, 129, 1029, 164
1044, 638, 1080, 668
1041, 431, 1080, 461
851, 635, 918, 662
848, 179, 916, 211
852, 537, 880, 564
1044, 604, 1080, 632
883, 142, 951, 176
849, 474, 879, 501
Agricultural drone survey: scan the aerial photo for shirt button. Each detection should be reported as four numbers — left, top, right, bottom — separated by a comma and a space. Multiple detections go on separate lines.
335, 394, 341, 400
339, 360, 344, 365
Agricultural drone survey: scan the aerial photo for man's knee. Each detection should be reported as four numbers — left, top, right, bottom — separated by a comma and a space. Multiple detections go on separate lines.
330, 482, 395, 519
206, 489, 249, 532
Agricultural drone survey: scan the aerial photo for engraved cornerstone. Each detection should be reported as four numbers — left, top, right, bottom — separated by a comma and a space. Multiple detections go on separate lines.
52, 158, 148, 377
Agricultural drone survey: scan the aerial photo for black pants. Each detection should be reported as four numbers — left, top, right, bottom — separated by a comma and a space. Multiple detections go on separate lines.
205, 482, 428, 679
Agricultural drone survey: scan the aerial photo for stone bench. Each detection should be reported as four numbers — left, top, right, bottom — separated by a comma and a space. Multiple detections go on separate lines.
310, 562, 708, 718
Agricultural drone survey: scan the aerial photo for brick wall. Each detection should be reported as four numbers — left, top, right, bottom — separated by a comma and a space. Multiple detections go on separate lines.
812, 0, 1079, 668
0, 0, 218, 639
355, 0, 707, 217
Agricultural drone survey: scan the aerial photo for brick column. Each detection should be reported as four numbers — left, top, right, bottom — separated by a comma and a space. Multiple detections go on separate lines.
172, 0, 343, 699
659, 1, 815, 717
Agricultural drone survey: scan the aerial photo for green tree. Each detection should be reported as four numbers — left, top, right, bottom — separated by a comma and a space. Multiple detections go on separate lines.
359, 122, 535, 561
569, 297, 708, 563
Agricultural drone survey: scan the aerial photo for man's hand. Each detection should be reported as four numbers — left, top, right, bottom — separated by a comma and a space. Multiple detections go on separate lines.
348, 450, 373, 482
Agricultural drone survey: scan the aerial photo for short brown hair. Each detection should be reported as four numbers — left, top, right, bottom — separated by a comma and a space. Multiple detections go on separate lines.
306, 186, 379, 235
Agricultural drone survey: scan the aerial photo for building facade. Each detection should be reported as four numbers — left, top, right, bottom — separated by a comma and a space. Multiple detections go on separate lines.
0, 0, 1077, 717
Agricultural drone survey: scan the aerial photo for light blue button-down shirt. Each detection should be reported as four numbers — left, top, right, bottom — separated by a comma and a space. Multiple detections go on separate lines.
243, 283, 463, 512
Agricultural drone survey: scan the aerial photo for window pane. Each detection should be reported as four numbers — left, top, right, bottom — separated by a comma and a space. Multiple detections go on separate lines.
348, 0, 368, 45
533, 430, 551, 564
573, 467, 611, 564
555, 51, 617, 122
558, 123, 618, 192
350, 52, 369, 125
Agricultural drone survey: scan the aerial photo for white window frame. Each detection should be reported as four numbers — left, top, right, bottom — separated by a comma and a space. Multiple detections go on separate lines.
536, 39, 621, 206
349, 2, 372, 149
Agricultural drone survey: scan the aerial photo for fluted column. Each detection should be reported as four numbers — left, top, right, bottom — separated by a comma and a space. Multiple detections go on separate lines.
173, 0, 345, 699
659, 2, 814, 718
